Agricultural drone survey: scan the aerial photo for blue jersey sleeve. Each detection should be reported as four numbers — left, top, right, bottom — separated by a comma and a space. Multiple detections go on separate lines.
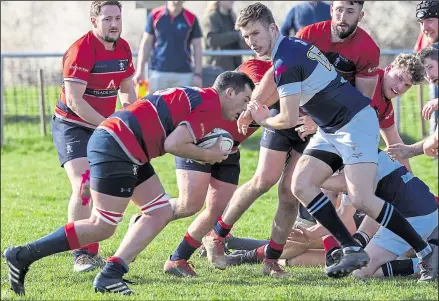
145, 12, 154, 34
274, 58, 303, 98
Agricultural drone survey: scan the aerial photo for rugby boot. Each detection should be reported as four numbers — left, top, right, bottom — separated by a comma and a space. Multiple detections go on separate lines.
164, 256, 197, 277
325, 246, 369, 278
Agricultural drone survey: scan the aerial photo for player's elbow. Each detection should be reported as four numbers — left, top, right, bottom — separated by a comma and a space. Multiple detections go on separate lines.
164, 136, 178, 155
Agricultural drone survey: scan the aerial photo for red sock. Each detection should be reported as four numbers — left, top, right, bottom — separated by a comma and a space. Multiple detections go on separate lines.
80, 243, 99, 255
184, 232, 202, 248
256, 244, 266, 260
64, 222, 81, 250
323, 235, 340, 253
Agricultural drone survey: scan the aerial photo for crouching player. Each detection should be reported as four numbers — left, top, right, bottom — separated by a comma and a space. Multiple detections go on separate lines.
226, 150, 438, 281
291, 150, 438, 280
2, 71, 254, 296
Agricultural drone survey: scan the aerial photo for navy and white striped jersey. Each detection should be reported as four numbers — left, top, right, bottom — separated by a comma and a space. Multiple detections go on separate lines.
272, 35, 372, 133
375, 151, 437, 218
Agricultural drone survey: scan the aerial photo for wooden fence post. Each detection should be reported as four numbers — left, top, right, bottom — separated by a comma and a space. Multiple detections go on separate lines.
38, 69, 47, 136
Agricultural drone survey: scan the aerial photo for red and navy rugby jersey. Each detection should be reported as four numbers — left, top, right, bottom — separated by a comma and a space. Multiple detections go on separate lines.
371, 69, 395, 129
55, 31, 135, 128
296, 20, 380, 85
98, 87, 222, 165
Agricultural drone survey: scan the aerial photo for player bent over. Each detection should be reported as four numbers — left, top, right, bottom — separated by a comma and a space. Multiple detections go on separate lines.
2, 71, 254, 296
211, 3, 437, 281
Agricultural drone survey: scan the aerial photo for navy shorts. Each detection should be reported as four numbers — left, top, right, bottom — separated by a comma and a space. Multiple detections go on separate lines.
175, 151, 241, 185
87, 129, 156, 198
259, 109, 310, 154
51, 116, 93, 167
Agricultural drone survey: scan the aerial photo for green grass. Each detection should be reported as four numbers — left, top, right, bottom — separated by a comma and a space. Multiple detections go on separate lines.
1, 127, 438, 300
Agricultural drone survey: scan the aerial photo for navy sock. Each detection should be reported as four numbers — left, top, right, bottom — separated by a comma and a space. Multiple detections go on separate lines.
170, 233, 201, 261
17, 225, 71, 266
306, 193, 358, 248
103, 257, 129, 278
213, 217, 233, 238
265, 240, 284, 260
376, 203, 429, 256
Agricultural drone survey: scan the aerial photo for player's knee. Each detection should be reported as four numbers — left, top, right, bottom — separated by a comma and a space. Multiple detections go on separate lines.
251, 174, 277, 194
291, 178, 309, 201
91, 207, 123, 239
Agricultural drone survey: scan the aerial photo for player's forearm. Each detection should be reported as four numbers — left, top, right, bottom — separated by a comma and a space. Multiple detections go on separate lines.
252, 68, 277, 106
136, 40, 151, 73
66, 96, 106, 126
119, 79, 137, 107
164, 141, 210, 162
192, 41, 203, 74
408, 139, 427, 157
262, 111, 298, 130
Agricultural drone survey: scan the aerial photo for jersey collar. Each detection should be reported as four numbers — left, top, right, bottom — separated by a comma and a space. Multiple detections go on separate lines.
271, 34, 285, 58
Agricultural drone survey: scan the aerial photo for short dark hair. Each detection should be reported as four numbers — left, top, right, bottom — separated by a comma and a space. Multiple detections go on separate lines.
418, 47, 439, 64
235, 2, 276, 30
349, 1, 364, 6
90, 1, 122, 18
213, 71, 255, 95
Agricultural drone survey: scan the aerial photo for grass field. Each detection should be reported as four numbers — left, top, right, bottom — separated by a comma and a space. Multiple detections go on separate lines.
1, 85, 438, 300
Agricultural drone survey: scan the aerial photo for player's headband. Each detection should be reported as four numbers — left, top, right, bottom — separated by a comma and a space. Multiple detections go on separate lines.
416, 1, 438, 22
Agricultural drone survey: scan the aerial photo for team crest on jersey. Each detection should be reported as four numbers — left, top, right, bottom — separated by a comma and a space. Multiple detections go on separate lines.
106, 79, 117, 90
119, 60, 126, 71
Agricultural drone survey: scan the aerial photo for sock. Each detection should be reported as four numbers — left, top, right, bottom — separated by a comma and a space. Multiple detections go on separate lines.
376, 203, 431, 258
352, 231, 370, 248
73, 242, 100, 259
381, 258, 419, 277
225, 236, 269, 251
264, 239, 284, 260
170, 233, 201, 261
102, 256, 129, 278
323, 235, 340, 254
17, 223, 79, 266
213, 217, 233, 238
256, 245, 266, 261
306, 193, 359, 248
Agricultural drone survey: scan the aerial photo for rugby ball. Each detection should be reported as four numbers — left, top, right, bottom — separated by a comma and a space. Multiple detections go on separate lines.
196, 128, 234, 153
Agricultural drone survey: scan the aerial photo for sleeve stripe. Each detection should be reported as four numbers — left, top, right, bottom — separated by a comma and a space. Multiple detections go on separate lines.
64, 78, 87, 85
178, 121, 197, 144
277, 82, 301, 98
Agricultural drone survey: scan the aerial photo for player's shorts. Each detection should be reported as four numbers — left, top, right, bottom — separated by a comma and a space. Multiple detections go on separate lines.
371, 209, 438, 256
51, 116, 93, 167
303, 106, 380, 170
175, 151, 240, 185
259, 109, 310, 154
87, 129, 156, 198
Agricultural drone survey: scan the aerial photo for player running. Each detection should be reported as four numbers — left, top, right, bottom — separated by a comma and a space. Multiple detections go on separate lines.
51, 1, 137, 272
210, 2, 437, 281
2, 71, 254, 296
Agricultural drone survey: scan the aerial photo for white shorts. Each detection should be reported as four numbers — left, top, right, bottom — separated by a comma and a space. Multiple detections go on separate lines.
370, 210, 438, 256
305, 106, 380, 165
148, 70, 193, 93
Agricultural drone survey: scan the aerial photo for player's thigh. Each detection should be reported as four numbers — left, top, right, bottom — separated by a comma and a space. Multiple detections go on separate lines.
64, 158, 91, 192
130, 163, 168, 210
279, 148, 302, 194
353, 243, 398, 278
343, 163, 378, 210
253, 146, 288, 189
207, 152, 240, 213
292, 153, 335, 195
174, 156, 212, 212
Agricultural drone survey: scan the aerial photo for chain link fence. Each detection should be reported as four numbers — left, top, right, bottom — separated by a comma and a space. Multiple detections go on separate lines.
0, 50, 432, 146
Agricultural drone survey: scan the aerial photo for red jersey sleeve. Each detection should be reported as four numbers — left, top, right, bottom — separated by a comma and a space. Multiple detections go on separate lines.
379, 102, 395, 129
295, 25, 313, 43
123, 41, 135, 79
62, 44, 94, 85
180, 109, 218, 143
355, 43, 380, 78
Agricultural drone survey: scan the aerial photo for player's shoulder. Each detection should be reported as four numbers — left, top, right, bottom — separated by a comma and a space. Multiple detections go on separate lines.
354, 27, 380, 52
65, 31, 95, 56
182, 8, 198, 25
237, 59, 272, 83
116, 37, 132, 54
151, 5, 167, 17
276, 36, 312, 61
300, 20, 330, 37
